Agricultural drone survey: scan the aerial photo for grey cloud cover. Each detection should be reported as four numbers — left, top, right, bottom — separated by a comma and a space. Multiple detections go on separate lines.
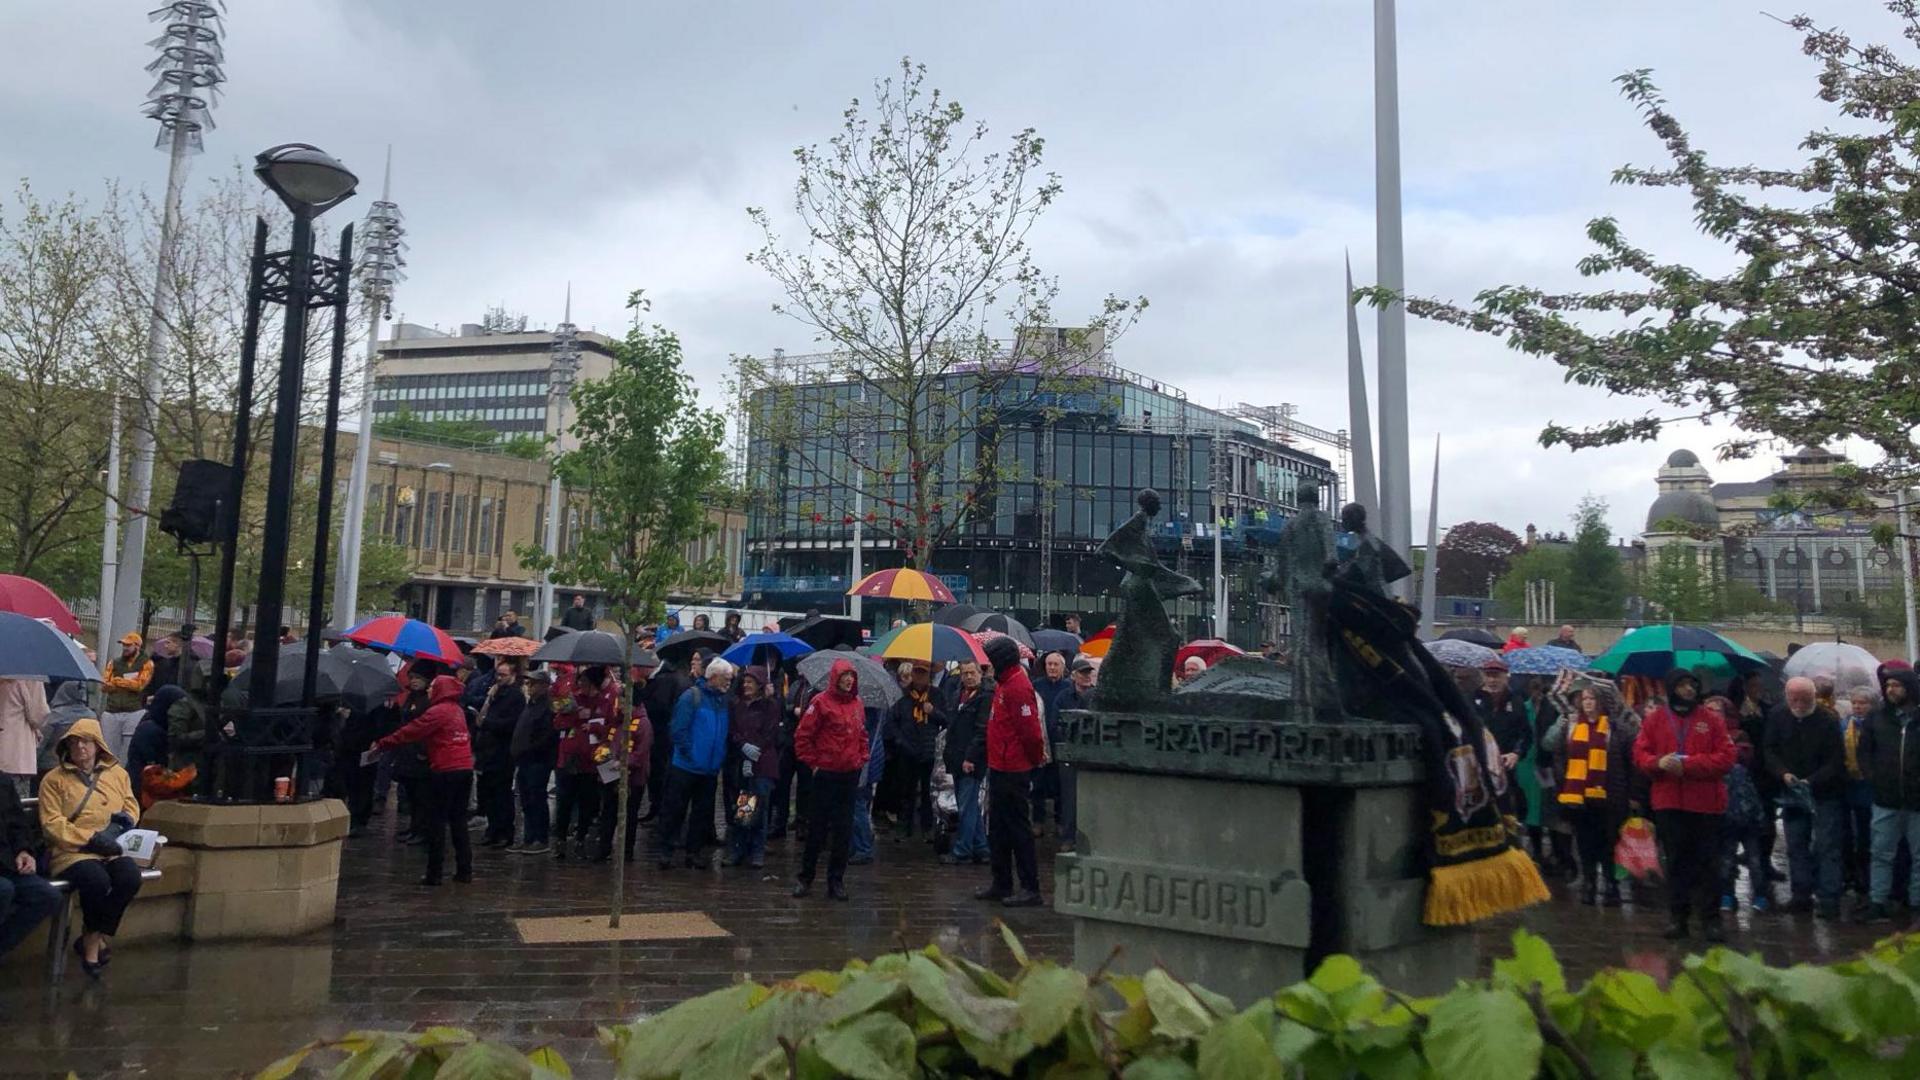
4, 0, 1898, 540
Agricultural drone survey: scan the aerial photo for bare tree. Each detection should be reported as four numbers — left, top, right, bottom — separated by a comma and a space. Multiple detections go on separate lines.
740, 59, 1145, 570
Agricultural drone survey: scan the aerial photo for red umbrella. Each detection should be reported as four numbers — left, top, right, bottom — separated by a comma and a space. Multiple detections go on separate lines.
0, 575, 82, 636
969, 629, 1034, 662
1175, 639, 1245, 671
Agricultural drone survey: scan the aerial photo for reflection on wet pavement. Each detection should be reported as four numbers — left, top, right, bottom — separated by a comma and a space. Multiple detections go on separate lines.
0, 816, 1895, 1079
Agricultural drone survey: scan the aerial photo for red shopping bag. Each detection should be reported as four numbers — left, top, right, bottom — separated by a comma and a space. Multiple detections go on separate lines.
1614, 816, 1662, 881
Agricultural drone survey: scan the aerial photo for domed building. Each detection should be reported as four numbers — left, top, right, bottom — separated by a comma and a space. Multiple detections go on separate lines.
1638, 446, 1898, 615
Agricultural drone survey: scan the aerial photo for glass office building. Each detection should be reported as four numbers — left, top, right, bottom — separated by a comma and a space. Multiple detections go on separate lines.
741, 350, 1342, 644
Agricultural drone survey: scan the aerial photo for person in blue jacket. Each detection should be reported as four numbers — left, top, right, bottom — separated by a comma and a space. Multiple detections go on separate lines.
654, 658, 733, 870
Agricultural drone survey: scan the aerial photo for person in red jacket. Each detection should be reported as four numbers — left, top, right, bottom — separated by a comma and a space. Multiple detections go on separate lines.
791, 658, 869, 900
1633, 668, 1735, 943
375, 675, 475, 886
552, 665, 618, 862
977, 636, 1047, 907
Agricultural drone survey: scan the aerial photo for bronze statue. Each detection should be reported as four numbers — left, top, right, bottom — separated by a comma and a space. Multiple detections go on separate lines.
1265, 482, 1341, 720
1094, 489, 1204, 711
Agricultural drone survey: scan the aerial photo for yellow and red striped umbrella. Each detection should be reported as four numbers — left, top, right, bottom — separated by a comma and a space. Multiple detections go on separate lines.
877, 622, 987, 666
846, 568, 957, 604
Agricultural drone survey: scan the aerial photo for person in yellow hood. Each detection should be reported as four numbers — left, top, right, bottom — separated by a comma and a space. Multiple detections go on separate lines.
37, 718, 143, 977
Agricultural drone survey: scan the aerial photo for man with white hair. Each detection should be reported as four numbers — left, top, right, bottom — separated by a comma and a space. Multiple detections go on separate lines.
1764, 675, 1846, 918
654, 657, 734, 870
1179, 655, 1207, 686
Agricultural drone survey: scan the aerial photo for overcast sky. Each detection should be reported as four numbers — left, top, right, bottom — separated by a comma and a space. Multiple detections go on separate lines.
6, 1, 1898, 542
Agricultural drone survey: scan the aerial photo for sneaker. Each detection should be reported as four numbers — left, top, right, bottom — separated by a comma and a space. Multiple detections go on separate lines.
938, 854, 960, 866
1753, 896, 1772, 914
973, 885, 1011, 902
1720, 895, 1736, 912
517, 842, 550, 856
791, 880, 811, 898
827, 883, 849, 902
1856, 901, 1893, 924
1002, 891, 1043, 908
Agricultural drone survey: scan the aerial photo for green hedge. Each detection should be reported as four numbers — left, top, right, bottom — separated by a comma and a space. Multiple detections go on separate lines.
260, 927, 1920, 1078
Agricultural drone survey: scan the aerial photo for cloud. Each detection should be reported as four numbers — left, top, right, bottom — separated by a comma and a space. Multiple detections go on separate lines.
13, 0, 1899, 544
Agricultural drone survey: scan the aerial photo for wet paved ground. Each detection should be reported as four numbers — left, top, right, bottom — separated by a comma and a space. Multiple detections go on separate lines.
0, 809, 1899, 1080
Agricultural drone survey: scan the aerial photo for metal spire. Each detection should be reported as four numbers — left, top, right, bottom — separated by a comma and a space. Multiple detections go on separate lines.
1345, 252, 1379, 517
1422, 433, 1440, 639
1374, 0, 1413, 599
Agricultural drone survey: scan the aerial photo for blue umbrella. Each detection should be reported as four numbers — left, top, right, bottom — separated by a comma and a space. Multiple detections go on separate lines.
1428, 638, 1500, 669
720, 631, 814, 668
0, 611, 97, 682
1504, 645, 1588, 676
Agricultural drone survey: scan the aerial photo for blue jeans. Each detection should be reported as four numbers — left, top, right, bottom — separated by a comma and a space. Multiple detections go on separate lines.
514, 761, 553, 845
1719, 822, 1766, 900
851, 782, 875, 860
952, 772, 987, 858
0, 871, 62, 959
1784, 799, 1845, 904
1871, 805, 1920, 905
728, 776, 776, 864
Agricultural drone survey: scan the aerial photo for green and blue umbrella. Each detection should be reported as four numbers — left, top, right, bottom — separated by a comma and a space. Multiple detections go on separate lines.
1591, 624, 1767, 679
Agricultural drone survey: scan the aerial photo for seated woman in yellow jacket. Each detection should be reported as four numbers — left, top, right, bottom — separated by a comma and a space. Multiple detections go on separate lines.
37, 717, 142, 978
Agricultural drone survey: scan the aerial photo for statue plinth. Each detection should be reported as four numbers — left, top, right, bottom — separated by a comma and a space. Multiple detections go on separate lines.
1054, 706, 1473, 1003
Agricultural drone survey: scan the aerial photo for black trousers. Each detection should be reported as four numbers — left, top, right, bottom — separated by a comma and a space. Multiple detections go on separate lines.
421, 770, 474, 881
894, 758, 934, 833
58, 857, 145, 936
477, 765, 515, 842
1565, 804, 1614, 886
800, 769, 858, 886
595, 780, 644, 860
645, 731, 674, 815
553, 771, 600, 846
989, 768, 1040, 894
343, 753, 375, 829
654, 767, 719, 861
1657, 809, 1722, 922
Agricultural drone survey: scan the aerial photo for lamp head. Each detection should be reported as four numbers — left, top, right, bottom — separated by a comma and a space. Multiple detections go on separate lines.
254, 143, 357, 217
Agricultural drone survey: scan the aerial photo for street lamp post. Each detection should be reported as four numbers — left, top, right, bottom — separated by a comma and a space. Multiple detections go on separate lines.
204, 144, 357, 803
535, 293, 580, 638
110, 1, 226, 651
334, 152, 405, 630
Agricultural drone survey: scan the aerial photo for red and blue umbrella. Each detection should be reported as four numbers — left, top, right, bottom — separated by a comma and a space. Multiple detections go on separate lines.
343, 616, 463, 664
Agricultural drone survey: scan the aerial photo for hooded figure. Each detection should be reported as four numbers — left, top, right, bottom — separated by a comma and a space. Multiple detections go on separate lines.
36, 719, 139, 875
790, 657, 871, 899
1859, 668, 1920, 813
1633, 668, 1736, 940
38, 682, 96, 775
125, 685, 187, 802
374, 675, 474, 885
37, 717, 144, 976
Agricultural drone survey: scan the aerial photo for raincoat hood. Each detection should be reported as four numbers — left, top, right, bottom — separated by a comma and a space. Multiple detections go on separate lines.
49, 681, 92, 711
59, 716, 117, 768
143, 684, 187, 727
824, 657, 860, 702
1665, 668, 1702, 716
429, 674, 465, 706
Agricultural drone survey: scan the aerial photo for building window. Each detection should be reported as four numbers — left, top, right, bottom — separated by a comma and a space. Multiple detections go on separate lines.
495, 500, 508, 558
477, 497, 495, 556
450, 495, 468, 554
422, 491, 440, 550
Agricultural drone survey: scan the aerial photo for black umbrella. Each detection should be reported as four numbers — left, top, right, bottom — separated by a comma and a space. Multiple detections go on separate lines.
788, 614, 865, 652
963, 612, 1034, 649
1031, 628, 1083, 657
796, 648, 902, 709
228, 638, 366, 707
654, 629, 731, 665
326, 644, 402, 710
1438, 627, 1503, 649
531, 629, 631, 667
931, 603, 982, 628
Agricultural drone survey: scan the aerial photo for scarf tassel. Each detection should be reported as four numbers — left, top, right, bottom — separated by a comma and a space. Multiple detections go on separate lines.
1422, 846, 1552, 927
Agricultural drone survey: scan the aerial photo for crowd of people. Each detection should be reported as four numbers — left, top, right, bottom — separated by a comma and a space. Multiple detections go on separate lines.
325, 609, 1101, 910
11, 599, 1920, 977
1469, 628, 1920, 943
